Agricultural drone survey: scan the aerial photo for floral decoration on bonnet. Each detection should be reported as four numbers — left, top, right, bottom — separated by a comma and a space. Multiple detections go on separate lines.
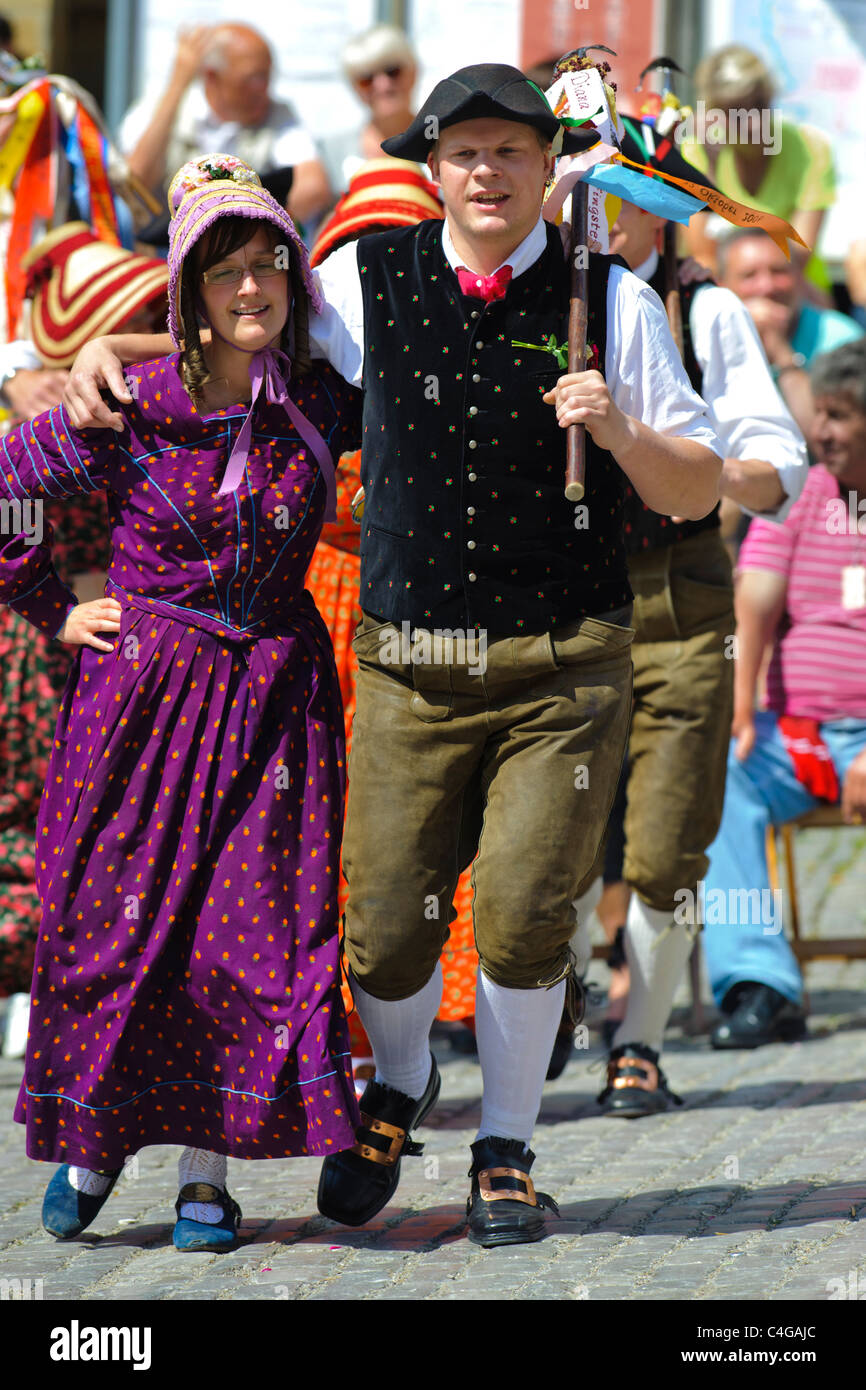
167, 153, 262, 211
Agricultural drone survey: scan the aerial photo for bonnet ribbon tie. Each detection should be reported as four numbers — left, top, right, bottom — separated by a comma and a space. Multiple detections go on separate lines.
215, 344, 337, 522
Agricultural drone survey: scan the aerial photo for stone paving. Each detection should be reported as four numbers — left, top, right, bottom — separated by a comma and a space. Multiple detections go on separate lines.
1, 826, 866, 1301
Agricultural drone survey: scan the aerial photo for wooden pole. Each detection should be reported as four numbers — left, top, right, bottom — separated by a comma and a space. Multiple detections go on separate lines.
565, 179, 588, 502
663, 220, 684, 359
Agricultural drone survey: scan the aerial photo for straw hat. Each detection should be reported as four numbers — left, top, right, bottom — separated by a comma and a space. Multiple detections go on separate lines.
22, 223, 168, 368
166, 153, 321, 347
310, 158, 442, 267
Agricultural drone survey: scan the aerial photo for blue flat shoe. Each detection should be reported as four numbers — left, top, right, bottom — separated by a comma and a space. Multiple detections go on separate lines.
173, 1182, 242, 1252
41, 1163, 122, 1239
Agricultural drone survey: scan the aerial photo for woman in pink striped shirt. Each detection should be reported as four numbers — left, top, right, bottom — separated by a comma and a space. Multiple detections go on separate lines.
702, 338, 866, 1049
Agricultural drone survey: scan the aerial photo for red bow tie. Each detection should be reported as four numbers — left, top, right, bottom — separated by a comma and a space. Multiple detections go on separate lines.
455, 264, 513, 303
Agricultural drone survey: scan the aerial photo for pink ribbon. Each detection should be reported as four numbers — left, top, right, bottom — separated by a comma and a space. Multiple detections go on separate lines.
213, 343, 337, 522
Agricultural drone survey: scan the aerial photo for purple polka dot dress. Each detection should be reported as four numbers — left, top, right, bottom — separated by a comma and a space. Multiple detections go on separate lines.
0, 353, 362, 1166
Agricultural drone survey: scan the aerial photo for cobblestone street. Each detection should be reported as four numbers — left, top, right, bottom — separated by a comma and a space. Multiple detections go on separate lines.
2, 827, 866, 1302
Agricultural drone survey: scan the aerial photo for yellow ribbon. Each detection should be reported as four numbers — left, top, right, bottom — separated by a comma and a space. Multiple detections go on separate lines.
0, 87, 47, 191
614, 152, 809, 258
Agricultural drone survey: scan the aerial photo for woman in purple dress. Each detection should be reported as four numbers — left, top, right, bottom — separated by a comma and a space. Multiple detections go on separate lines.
0, 156, 362, 1251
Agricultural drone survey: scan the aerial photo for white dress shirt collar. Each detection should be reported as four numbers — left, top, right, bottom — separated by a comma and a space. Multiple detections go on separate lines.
440, 214, 549, 281
633, 248, 659, 283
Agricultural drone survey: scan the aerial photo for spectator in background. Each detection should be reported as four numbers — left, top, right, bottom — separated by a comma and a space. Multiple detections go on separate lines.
681, 45, 836, 295
316, 24, 418, 197
845, 238, 866, 334
703, 339, 866, 1048
717, 227, 864, 444
120, 23, 331, 228
0, 13, 16, 59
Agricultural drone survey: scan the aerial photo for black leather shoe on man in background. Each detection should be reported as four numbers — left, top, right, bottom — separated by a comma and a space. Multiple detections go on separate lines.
466, 1136, 560, 1248
317, 1056, 440, 1226
597, 1041, 683, 1118
711, 982, 807, 1050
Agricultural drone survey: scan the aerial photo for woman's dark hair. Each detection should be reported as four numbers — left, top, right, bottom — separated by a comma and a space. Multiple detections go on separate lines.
178, 214, 311, 403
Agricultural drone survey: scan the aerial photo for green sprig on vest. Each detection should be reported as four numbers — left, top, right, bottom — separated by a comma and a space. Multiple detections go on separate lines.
510, 334, 569, 370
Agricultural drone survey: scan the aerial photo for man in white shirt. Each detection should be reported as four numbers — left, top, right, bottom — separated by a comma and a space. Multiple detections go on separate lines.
60, 63, 723, 1249
119, 23, 331, 228
570, 118, 808, 1117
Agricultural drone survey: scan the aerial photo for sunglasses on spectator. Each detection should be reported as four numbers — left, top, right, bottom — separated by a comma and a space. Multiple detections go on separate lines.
356, 65, 404, 89
201, 259, 286, 287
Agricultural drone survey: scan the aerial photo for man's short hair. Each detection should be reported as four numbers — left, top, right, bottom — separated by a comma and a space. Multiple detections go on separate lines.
810, 339, 866, 414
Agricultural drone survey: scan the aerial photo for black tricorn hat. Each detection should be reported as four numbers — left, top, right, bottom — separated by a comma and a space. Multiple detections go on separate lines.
619, 114, 718, 194
381, 63, 601, 161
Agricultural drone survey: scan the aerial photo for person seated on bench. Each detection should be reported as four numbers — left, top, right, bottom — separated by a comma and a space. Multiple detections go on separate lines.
704, 338, 866, 1047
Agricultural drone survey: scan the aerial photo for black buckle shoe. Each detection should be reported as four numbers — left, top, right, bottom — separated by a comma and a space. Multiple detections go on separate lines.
317, 1056, 440, 1227
597, 1042, 683, 1118
711, 982, 807, 1050
466, 1137, 560, 1248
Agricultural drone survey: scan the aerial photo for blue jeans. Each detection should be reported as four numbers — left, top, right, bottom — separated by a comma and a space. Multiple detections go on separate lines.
703, 711, 866, 1006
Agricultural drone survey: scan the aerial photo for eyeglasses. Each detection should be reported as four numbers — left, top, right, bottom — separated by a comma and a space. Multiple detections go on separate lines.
201, 259, 287, 287
356, 65, 404, 89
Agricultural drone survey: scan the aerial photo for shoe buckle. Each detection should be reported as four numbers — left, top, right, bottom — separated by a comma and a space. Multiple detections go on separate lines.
178, 1182, 221, 1203
609, 1057, 659, 1092
351, 1112, 407, 1167
477, 1166, 538, 1206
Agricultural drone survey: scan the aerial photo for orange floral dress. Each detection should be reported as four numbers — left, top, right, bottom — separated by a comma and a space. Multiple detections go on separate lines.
305, 451, 478, 1051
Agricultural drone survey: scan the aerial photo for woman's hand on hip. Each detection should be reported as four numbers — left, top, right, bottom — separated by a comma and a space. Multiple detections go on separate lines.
57, 598, 122, 651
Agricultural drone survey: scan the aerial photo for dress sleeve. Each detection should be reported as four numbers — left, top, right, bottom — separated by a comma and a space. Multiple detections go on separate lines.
0, 404, 125, 637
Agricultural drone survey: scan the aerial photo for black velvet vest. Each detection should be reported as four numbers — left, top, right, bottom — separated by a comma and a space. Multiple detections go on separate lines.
622, 262, 721, 556
355, 219, 632, 633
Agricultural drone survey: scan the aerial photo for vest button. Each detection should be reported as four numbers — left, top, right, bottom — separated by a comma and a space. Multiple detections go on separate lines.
466, 506, 476, 516
470, 311, 480, 319
468, 439, 477, 449
476, 340, 485, 348
468, 406, 478, 416
467, 540, 476, 550
472, 374, 481, 382
468, 472, 477, 481
468, 572, 477, 582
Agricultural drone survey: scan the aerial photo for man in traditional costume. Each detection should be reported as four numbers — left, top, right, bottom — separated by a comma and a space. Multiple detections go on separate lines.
570, 118, 807, 1114
308, 65, 722, 1245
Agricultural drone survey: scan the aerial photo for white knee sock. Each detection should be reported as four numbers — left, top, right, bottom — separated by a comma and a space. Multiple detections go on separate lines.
178, 1148, 228, 1224
68, 1166, 114, 1195
571, 878, 603, 975
350, 962, 443, 1100
614, 895, 695, 1055
475, 970, 566, 1145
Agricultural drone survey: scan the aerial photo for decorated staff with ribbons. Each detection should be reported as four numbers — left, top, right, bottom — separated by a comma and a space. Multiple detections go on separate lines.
59, 64, 723, 1249
565, 85, 809, 1113
0, 70, 160, 342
